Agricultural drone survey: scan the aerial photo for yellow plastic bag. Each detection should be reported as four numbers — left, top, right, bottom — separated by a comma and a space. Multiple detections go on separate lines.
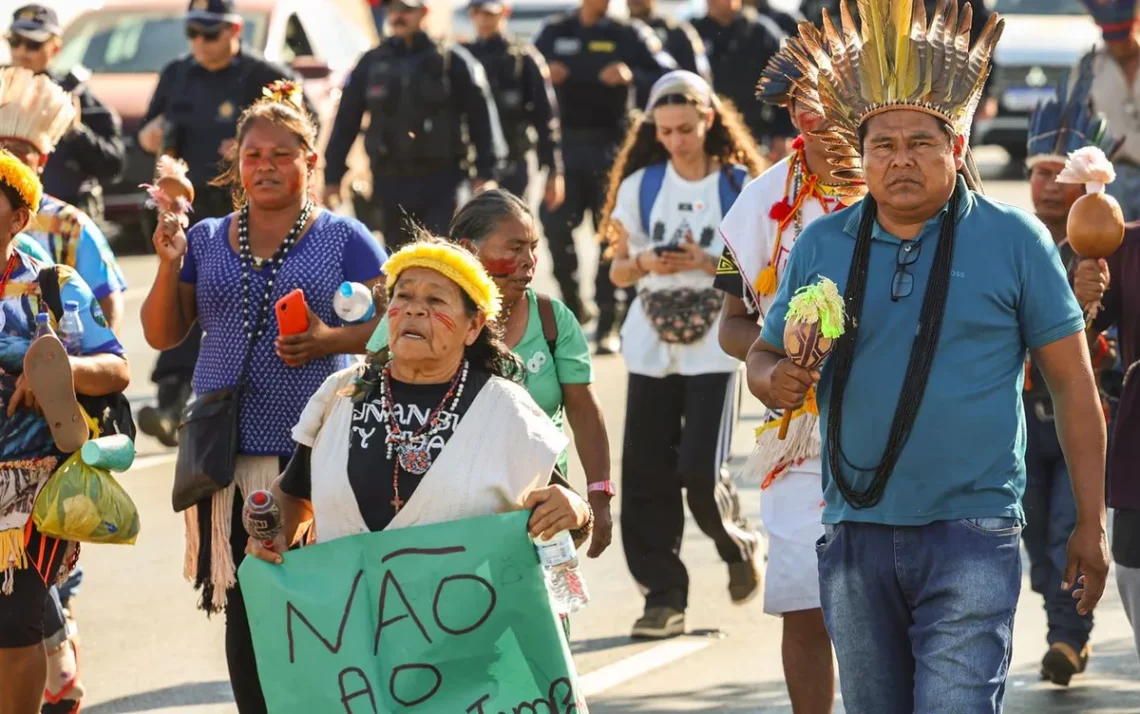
33, 452, 140, 545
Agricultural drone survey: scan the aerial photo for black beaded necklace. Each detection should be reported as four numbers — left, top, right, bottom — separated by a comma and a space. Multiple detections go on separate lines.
237, 201, 314, 341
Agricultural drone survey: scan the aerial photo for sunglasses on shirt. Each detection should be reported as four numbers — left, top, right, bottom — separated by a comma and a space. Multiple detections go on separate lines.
186, 25, 224, 42
7, 36, 45, 51
891, 240, 920, 302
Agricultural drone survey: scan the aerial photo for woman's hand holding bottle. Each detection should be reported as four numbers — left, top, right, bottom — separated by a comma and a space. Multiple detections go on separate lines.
152, 212, 187, 266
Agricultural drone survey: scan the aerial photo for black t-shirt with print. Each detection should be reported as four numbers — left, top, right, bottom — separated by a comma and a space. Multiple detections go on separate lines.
280, 368, 491, 532
712, 247, 746, 299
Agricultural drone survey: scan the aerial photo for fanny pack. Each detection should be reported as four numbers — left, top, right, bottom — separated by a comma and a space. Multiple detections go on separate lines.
639, 288, 723, 345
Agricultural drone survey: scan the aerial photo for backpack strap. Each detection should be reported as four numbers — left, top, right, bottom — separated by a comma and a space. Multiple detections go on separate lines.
36, 265, 64, 319
718, 165, 748, 217
535, 292, 559, 356
638, 163, 668, 236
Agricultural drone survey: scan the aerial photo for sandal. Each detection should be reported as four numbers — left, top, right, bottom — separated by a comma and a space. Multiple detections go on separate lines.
24, 335, 88, 454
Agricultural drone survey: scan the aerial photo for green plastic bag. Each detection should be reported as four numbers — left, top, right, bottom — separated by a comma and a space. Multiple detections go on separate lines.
33, 452, 139, 545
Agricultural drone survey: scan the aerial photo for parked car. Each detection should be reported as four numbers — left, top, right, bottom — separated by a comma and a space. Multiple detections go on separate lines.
52, 0, 376, 249
974, 0, 1099, 164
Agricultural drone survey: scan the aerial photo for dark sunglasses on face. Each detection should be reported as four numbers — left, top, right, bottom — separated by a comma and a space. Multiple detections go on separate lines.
7, 36, 45, 51
186, 26, 223, 41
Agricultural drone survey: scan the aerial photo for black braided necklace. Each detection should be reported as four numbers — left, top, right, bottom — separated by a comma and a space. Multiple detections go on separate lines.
237, 201, 314, 341
826, 185, 963, 509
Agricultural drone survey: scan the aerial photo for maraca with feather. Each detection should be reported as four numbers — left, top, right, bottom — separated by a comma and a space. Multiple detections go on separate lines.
141, 155, 195, 228
778, 277, 846, 440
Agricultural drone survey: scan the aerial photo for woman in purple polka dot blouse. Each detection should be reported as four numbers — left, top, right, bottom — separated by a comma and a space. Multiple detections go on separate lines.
139, 87, 386, 713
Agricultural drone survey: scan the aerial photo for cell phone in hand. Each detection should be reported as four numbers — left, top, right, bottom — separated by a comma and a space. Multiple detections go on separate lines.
275, 289, 309, 336
654, 244, 685, 255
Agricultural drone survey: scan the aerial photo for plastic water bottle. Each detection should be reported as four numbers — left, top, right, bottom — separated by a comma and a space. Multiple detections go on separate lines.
534, 531, 590, 614
58, 301, 83, 356
333, 281, 376, 323
33, 312, 54, 340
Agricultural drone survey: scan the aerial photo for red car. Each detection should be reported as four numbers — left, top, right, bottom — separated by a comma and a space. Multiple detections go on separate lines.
54, 0, 377, 247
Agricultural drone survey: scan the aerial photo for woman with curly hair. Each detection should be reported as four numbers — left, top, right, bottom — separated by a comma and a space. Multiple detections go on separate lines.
598, 70, 767, 639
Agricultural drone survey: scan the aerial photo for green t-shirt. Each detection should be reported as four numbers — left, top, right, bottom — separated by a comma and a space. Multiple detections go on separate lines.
366, 289, 594, 473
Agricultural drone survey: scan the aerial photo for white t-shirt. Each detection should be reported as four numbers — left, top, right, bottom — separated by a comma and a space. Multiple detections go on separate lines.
610, 162, 740, 378
717, 156, 844, 317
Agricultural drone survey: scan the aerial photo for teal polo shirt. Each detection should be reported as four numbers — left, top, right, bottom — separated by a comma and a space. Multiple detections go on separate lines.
760, 176, 1084, 526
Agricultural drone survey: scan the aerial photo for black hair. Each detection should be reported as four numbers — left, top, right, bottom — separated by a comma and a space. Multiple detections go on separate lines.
448, 189, 532, 245
0, 182, 29, 213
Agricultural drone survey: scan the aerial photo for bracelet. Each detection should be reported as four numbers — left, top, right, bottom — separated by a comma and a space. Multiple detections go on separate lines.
570, 504, 595, 542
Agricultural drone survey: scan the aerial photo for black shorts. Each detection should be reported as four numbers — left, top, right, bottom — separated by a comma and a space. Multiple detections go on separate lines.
0, 526, 66, 648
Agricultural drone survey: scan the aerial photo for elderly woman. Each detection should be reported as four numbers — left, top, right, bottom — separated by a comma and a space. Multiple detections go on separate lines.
250, 239, 592, 564
368, 190, 614, 556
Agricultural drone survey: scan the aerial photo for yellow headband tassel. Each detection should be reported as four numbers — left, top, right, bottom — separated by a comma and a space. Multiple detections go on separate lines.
0, 150, 41, 214
383, 242, 503, 319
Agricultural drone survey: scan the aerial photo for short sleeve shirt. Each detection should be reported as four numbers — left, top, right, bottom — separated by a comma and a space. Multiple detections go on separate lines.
180, 211, 387, 456
0, 254, 124, 462
26, 196, 127, 300
761, 178, 1085, 526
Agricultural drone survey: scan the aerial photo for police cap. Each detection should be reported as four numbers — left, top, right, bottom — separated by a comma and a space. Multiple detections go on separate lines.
186, 0, 243, 27
468, 0, 510, 13
9, 4, 61, 43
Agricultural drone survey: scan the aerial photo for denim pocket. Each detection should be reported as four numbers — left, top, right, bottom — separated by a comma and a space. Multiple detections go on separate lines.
815, 523, 843, 556
960, 517, 1022, 537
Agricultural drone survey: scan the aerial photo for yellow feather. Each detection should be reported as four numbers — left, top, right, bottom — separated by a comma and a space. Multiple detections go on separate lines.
891, 0, 913, 100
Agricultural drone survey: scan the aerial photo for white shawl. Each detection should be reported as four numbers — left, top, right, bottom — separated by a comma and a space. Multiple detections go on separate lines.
292, 365, 569, 543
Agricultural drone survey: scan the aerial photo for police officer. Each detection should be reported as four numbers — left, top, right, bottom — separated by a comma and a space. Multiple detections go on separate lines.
6, 4, 126, 224
627, 0, 710, 82
533, 0, 673, 352
323, 0, 505, 250
749, 0, 804, 36
693, 0, 793, 161
136, 0, 314, 447
462, 0, 564, 203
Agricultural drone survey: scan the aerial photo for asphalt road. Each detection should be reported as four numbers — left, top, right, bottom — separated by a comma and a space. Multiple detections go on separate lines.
72, 148, 1140, 713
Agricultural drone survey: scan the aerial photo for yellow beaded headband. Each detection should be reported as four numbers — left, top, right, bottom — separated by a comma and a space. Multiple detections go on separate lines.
384, 242, 502, 319
0, 149, 41, 214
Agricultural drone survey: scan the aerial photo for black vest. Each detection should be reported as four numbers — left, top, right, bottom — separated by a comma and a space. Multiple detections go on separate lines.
467, 39, 531, 162
363, 39, 463, 174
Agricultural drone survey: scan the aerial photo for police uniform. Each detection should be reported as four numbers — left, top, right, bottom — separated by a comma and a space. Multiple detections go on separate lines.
139, 0, 314, 447
639, 15, 711, 82
533, 11, 673, 335
324, 26, 505, 250
462, 20, 563, 198
751, 0, 803, 35
693, 8, 792, 145
7, 5, 126, 224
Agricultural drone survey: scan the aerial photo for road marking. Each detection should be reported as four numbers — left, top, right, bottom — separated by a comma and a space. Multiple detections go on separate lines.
127, 452, 177, 472
577, 638, 714, 697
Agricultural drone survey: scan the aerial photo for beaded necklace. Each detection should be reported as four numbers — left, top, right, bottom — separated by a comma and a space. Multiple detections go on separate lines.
237, 201, 314, 341
380, 359, 469, 513
755, 138, 839, 297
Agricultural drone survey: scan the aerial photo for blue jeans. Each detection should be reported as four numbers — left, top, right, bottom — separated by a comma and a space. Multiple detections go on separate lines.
1022, 402, 1093, 650
817, 519, 1022, 714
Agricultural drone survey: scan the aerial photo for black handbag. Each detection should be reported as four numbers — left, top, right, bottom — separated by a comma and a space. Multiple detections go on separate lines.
639, 287, 724, 345
171, 335, 256, 513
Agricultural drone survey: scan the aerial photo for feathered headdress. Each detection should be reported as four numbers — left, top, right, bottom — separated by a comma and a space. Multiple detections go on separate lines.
1027, 51, 1119, 168
0, 67, 75, 155
777, 0, 1004, 195
262, 79, 304, 109
1080, 0, 1138, 40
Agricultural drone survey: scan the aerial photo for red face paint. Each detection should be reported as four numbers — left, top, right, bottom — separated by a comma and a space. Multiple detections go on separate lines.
482, 257, 517, 278
433, 313, 457, 331
387, 306, 400, 318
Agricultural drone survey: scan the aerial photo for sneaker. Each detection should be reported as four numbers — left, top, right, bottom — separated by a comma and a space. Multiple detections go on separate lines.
728, 549, 763, 605
1040, 642, 1090, 686
631, 607, 685, 639
138, 405, 179, 447
595, 334, 620, 356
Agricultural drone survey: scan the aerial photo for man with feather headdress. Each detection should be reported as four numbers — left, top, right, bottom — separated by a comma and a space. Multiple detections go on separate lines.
0, 67, 127, 333
712, 20, 867, 713
1020, 51, 1119, 686
744, 0, 1111, 708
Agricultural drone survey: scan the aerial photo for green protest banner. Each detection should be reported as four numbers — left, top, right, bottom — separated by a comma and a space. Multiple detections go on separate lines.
238, 511, 588, 713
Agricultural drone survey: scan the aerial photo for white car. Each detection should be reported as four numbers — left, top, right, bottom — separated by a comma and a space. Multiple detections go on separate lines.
974, 0, 1100, 162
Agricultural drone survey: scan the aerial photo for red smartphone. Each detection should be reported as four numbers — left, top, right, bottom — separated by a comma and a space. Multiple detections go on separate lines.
275, 289, 309, 336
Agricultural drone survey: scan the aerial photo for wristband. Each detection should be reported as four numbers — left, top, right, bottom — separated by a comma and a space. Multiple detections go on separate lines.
588, 480, 616, 497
